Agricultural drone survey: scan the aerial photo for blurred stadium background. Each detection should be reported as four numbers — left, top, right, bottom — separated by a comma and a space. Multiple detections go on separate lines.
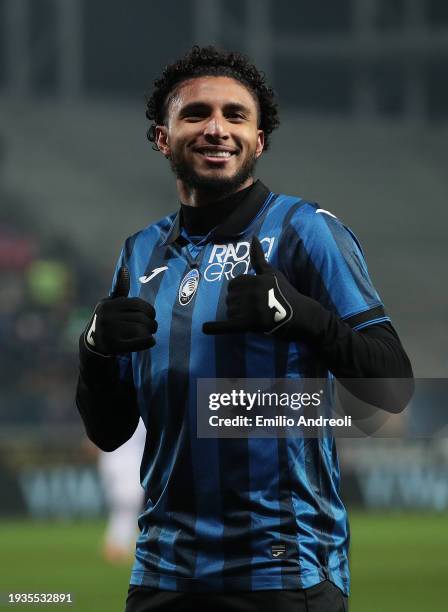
0, 1, 447, 610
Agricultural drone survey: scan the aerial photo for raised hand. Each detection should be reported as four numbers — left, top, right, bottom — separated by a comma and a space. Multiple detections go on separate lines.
202, 236, 294, 335
84, 265, 157, 355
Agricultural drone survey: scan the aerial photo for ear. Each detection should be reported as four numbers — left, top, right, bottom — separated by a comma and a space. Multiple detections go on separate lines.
155, 125, 170, 157
255, 129, 265, 159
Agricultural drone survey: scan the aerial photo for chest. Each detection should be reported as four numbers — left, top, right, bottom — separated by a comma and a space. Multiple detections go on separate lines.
133, 234, 282, 316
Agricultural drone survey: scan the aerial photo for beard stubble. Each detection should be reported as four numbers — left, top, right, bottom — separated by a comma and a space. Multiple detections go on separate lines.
169, 147, 258, 196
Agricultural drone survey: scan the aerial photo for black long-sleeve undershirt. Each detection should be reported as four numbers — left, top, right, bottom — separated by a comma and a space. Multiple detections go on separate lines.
317, 319, 413, 414
76, 319, 413, 451
76, 335, 140, 451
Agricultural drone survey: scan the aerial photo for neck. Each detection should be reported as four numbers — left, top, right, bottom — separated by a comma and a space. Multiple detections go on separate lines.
177, 176, 255, 207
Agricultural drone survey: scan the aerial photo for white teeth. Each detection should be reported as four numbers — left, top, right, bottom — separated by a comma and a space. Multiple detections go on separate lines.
200, 150, 232, 158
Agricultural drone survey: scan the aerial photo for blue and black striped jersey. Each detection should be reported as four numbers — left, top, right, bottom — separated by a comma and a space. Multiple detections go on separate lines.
111, 181, 389, 594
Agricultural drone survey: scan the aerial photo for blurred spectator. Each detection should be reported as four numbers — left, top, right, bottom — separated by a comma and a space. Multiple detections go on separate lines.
0, 215, 103, 430
98, 420, 146, 564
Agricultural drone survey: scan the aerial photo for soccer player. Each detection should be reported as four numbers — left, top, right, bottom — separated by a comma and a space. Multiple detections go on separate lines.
76, 46, 413, 612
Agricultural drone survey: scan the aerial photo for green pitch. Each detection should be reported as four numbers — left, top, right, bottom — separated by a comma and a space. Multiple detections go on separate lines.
0, 513, 447, 611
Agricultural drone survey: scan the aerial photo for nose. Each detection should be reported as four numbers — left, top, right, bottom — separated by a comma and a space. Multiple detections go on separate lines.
203, 115, 228, 139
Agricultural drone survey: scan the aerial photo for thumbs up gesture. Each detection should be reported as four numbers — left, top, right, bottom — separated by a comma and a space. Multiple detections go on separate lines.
84, 266, 157, 355
203, 236, 299, 336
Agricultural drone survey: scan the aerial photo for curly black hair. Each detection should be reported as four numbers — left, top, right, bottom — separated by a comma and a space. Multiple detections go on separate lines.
145, 45, 280, 151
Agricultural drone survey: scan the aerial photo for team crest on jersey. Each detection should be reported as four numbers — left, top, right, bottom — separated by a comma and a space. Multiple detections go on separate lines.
179, 268, 200, 305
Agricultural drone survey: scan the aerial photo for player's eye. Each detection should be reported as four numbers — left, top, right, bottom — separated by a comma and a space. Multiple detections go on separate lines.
226, 113, 245, 121
185, 114, 206, 121
182, 109, 209, 121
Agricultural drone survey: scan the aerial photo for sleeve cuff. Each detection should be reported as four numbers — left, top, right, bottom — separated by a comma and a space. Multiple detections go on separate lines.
343, 304, 390, 331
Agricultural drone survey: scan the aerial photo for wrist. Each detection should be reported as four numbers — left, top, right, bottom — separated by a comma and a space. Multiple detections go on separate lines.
79, 332, 118, 389
280, 293, 332, 343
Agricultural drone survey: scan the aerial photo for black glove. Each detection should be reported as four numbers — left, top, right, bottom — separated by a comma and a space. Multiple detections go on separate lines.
83, 265, 157, 356
202, 236, 330, 340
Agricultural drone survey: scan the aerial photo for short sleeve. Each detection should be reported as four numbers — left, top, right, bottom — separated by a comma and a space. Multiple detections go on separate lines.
289, 205, 391, 330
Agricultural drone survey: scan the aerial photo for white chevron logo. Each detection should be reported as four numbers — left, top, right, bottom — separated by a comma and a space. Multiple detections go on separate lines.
139, 266, 168, 284
268, 288, 287, 322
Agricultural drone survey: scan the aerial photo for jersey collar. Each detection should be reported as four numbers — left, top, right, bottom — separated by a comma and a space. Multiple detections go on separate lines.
162, 180, 272, 245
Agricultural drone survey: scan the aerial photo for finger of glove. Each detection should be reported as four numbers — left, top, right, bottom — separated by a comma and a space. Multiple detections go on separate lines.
202, 318, 248, 335
103, 321, 157, 341
103, 296, 156, 319
115, 335, 156, 352
225, 290, 246, 307
110, 265, 130, 298
227, 300, 250, 319
103, 312, 158, 331
250, 236, 271, 275
227, 275, 255, 291
226, 285, 259, 309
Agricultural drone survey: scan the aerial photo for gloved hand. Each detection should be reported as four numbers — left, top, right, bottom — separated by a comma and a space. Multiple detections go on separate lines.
83, 266, 157, 356
202, 236, 330, 340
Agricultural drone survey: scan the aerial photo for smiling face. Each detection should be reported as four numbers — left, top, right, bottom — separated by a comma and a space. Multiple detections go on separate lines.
155, 76, 265, 200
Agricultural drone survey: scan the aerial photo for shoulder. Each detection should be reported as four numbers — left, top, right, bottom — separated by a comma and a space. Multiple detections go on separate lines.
122, 211, 178, 259
273, 194, 364, 254
269, 192, 340, 227
285, 197, 344, 232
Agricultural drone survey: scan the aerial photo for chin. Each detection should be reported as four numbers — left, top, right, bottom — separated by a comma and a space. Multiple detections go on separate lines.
198, 169, 235, 181
193, 175, 241, 192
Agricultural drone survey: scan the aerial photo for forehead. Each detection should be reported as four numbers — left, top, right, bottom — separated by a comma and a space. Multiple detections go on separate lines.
168, 76, 258, 115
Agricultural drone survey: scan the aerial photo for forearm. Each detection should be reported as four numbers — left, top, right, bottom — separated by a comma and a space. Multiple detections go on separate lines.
76, 337, 140, 451
316, 317, 412, 378
312, 314, 414, 412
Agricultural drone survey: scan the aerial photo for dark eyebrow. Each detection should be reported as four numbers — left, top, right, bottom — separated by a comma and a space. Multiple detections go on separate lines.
224, 102, 252, 115
179, 101, 252, 117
